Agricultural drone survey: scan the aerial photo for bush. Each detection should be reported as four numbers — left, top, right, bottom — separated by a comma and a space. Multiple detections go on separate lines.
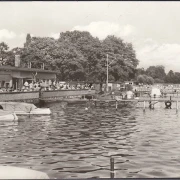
125, 84, 133, 91
137, 75, 154, 85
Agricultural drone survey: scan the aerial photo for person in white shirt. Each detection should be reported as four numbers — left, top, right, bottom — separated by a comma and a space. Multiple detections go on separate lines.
29, 82, 34, 89
21, 86, 25, 91
24, 81, 29, 87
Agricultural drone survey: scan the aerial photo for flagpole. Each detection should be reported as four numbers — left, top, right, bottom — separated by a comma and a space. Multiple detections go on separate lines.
106, 54, 109, 92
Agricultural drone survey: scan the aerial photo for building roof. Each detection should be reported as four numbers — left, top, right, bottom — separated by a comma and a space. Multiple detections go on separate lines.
0, 66, 57, 74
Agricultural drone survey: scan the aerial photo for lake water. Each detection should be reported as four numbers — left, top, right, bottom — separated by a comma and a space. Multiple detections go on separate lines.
0, 102, 180, 178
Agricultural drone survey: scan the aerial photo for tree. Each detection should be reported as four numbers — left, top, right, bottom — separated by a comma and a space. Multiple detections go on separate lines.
24, 34, 31, 48
174, 72, 180, 84
5, 47, 24, 66
126, 84, 133, 91
58, 32, 139, 86
146, 76, 154, 85
137, 74, 154, 85
146, 65, 166, 81
21, 37, 57, 69
50, 40, 86, 81
102, 35, 139, 82
165, 70, 175, 83
19, 30, 139, 86
0, 42, 9, 65
135, 68, 146, 77
137, 75, 146, 84
154, 78, 164, 83
59, 31, 104, 83
21, 34, 87, 81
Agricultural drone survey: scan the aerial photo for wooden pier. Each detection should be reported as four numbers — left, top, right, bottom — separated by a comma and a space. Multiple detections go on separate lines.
91, 96, 179, 111
0, 89, 96, 104
0, 89, 178, 110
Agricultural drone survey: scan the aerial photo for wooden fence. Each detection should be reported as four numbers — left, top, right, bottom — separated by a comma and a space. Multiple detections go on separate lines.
0, 89, 96, 103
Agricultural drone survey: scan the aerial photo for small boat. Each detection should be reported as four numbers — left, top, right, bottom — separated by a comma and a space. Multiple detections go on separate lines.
0, 102, 51, 115
0, 110, 18, 121
0, 166, 49, 179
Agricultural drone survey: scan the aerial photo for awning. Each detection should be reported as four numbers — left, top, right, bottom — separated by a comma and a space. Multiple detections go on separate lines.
36, 73, 56, 80
11, 75, 24, 79
0, 74, 12, 82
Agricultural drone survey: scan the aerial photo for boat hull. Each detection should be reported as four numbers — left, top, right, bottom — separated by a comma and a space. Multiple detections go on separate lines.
0, 102, 51, 115
0, 112, 18, 121
14, 108, 51, 115
0, 166, 49, 179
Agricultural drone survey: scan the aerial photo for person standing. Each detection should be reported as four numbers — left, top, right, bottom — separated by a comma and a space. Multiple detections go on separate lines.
24, 81, 29, 87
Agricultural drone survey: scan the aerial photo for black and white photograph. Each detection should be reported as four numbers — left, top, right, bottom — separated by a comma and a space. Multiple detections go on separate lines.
0, 1, 180, 179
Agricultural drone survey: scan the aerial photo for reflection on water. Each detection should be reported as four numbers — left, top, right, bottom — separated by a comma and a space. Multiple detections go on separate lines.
0, 103, 180, 178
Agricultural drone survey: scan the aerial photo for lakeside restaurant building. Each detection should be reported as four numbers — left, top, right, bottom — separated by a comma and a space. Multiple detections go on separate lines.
0, 66, 56, 90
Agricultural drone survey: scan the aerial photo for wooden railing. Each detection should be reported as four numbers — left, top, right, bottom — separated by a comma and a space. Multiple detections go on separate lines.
40, 89, 95, 99
0, 91, 39, 101
0, 89, 96, 102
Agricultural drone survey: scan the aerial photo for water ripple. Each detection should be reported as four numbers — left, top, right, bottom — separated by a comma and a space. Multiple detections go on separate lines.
0, 104, 180, 178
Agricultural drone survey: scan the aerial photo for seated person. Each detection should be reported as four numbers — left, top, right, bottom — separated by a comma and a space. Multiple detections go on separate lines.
21, 86, 25, 91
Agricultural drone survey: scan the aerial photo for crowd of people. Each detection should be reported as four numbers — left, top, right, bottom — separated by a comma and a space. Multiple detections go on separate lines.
0, 80, 94, 93
134, 84, 180, 93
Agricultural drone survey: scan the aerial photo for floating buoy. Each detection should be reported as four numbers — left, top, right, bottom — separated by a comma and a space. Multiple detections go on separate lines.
85, 107, 88, 110
149, 101, 154, 109
165, 100, 172, 109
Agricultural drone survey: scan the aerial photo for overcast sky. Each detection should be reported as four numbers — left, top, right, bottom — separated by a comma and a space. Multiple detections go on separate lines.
0, 1, 180, 72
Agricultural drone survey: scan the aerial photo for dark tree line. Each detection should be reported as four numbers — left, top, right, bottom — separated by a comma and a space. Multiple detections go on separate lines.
1, 31, 180, 85
1, 31, 179, 85
0, 31, 139, 86
136, 66, 180, 84
0, 31, 180, 84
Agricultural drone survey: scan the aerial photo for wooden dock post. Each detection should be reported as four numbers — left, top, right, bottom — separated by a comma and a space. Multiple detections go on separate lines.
110, 157, 115, 178
143, 101, 146, 112
176, 100, 178, 113
115, 100, 118, 110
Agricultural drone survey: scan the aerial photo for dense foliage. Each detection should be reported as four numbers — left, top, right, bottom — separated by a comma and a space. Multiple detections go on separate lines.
136, 74, 154, 85
2, 30, 179, 85
135, 66, 180, 84
1, 31, 139, 84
